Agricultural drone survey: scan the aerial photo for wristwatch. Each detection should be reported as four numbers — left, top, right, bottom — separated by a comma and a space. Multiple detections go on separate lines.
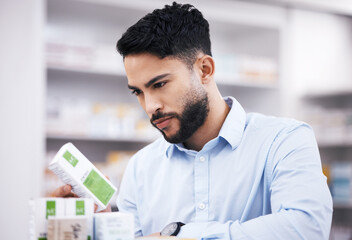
160, 222, 185, 236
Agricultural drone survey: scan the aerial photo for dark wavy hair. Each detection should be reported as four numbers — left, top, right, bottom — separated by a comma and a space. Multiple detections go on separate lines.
116, 2, 212, 69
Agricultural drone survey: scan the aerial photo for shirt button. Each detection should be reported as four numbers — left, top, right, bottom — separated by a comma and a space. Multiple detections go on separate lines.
198, 203, 206, 210
199, 156, 205, 162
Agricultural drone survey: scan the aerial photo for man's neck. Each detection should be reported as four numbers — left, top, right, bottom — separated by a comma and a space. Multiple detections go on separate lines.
183, 97, 230, 151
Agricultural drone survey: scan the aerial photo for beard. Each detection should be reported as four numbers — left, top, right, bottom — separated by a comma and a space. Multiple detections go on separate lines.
150, 84, 209, 144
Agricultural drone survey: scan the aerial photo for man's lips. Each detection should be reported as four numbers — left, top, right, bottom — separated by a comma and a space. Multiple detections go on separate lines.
153, 116, 173, 130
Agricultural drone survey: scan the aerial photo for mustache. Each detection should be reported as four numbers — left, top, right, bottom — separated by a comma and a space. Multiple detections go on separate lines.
150, 112, 178, 123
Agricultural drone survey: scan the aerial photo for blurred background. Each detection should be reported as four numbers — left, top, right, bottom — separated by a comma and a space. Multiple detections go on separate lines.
1, 0, 352, 239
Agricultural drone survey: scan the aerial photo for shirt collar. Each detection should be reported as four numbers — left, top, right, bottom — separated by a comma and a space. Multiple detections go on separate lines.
219, 96, 246, 150
165, 96, 246, 158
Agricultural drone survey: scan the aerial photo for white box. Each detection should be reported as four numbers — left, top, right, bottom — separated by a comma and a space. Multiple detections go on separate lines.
47, 216, 88, 240
94, 212, 134, 240
29, 198, 65, 240
65, 198, 94, 240
48, 142, 117, 211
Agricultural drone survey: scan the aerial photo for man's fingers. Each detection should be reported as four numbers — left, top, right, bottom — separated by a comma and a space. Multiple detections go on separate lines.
51, 184, 72, 197
64, 192, 79, 198
94, 203, 112, 213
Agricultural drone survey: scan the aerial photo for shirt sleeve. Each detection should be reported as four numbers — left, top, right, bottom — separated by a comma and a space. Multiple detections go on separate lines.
116, 155, 143, 237
178, 124, 333, 240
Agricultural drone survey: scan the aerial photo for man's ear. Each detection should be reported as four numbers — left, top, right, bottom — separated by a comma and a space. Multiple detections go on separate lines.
197, 55, 215, 84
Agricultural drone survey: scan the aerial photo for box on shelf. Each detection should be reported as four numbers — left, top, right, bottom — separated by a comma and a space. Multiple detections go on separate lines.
29, 198, 65, 240
213, 53, 239, 83
238, 55, 278, 85
330, 162, 352, 205
65, 198, 94, 240
30, 198, 95, 240
46, 98, 159, 140
47, 216, 88, 240
300, 107, 352, 144
94, 212, 134, 240
46, 40, 124, 74
213, 52, 278, 86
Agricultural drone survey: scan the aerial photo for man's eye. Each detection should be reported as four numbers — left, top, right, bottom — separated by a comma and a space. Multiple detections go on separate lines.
131, 89, 142, 96
154, 82, 166, 88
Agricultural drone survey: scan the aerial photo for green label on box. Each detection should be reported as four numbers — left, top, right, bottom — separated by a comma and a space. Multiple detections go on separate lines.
63, 150, 78, 167
46, 201, 56, 219
76, 200, 85, 215
38, 238, 47, 240
83, 169, 115, 206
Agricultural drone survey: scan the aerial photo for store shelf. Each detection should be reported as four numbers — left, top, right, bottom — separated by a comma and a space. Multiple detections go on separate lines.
47, 63, 279, 90
217, 80, 279, 90
303, 88, 352, 99
46, 0, 283, 111
46, 133, 159, 143
300, 89, 352, 214
47, 64, 125, 77
318, 139, 352, 148
48, 0, 286, 30
333, 202, 352, 209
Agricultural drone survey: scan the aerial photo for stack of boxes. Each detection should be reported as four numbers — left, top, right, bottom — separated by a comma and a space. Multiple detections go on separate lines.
29, 198, 134, 240
29, 198, 94, 240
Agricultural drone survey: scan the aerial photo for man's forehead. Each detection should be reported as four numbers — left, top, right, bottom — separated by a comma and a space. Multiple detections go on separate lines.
124, 54, 185, 86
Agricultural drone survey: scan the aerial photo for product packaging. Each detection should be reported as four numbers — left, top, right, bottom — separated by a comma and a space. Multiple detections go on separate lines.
29, 198, 65, 240
47, 216, 88, 240
48, 142, 117, 211
65, 198, 94, 240
94, 212, 134, 240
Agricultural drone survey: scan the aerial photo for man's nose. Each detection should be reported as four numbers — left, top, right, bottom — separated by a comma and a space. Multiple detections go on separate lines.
144, 94, 162, 116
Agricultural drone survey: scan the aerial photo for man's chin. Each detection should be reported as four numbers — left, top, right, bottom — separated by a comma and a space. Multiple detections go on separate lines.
154, 126, 176, 141
161, 131, 183, 144
152, 123, 185, 144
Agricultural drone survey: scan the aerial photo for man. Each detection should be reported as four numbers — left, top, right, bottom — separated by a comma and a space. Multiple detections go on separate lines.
54, 2, 332, 239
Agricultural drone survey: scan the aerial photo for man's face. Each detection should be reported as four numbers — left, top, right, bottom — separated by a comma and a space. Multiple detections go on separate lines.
124, 53, 209, 143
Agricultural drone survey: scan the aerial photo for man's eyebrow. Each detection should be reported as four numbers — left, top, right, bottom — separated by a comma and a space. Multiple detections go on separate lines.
145, 73, 170, 88
128, 73, 171, 90
127, 84, 139, 90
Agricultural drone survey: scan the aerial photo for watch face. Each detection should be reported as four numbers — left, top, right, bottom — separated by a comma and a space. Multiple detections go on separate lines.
161, 223, 178, 236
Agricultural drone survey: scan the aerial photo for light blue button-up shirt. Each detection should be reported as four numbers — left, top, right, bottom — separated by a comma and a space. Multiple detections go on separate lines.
116, 97, 333, 239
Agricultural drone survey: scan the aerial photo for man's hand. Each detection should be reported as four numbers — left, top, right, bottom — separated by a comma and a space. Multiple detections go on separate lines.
51, 184, 78, 198
95, 203, 112, 213
51, 184, 112, 213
